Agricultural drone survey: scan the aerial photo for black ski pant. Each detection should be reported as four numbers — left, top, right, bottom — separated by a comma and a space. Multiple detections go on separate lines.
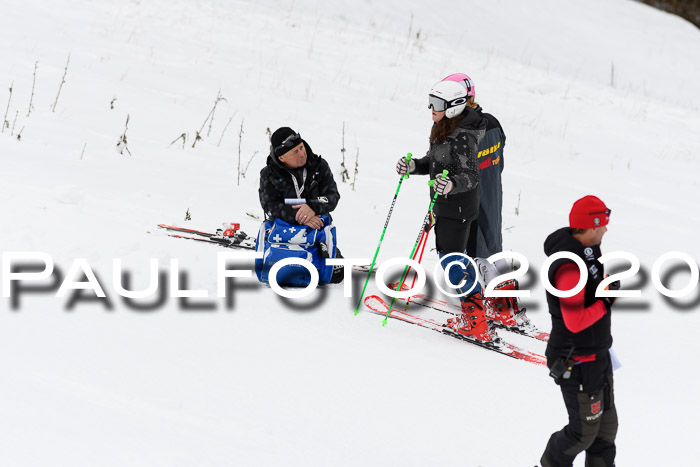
434, 216, 472, 254
466, 218, 478, 258
434, 216, 480, 296
541, 353, 618, 467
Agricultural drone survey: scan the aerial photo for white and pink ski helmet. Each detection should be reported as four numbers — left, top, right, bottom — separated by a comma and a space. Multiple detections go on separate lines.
428, 80, 468, 119
442, 73, 475, 98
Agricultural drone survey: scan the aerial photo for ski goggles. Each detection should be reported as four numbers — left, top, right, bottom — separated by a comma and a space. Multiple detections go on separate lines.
590, 209, 612, 217
428, 94, 467, 112
274, 132, 302, 154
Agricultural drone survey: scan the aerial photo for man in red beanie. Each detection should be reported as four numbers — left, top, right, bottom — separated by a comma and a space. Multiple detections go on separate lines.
540, 195, 618, 467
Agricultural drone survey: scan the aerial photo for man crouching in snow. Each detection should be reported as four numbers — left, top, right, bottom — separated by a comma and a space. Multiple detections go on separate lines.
258, 127, 343, 284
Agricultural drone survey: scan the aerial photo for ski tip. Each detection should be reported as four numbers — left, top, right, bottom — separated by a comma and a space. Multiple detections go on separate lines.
364, 294, 380, 305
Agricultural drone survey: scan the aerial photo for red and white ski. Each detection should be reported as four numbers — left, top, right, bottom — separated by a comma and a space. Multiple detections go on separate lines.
156, 223, 256, 249
396, 292, 550, 342
363, 295, 546, 367
155, 223, 373, 274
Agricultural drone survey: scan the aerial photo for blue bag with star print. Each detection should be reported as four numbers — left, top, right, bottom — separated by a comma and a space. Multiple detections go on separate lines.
254, 215, 337, 286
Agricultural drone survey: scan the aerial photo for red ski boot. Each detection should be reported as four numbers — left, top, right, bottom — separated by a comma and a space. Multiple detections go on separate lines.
445, 292, 499, 342
484, 280, 534, 330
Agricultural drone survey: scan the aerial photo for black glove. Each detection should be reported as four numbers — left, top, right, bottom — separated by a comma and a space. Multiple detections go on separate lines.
602, 280, 620, 308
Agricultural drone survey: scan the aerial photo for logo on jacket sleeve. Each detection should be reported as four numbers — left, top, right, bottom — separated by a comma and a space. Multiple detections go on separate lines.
591, 401, 601, 415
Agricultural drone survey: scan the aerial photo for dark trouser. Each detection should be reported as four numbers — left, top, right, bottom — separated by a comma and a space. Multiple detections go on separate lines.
434, 216, 472, 254
466, 218, 478, 258
434, 216, 480, 296
541, 353, 618, 467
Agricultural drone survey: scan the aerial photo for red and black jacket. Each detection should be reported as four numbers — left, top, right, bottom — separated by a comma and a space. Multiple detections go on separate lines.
543, 227, 613, 360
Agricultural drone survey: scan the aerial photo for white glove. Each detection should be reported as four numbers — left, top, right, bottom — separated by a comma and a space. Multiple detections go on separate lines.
396, 156, 415, 175
434, 176, 454, 195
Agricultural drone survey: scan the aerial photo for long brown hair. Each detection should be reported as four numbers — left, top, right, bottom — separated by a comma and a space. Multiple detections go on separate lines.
429, 113, 463, 145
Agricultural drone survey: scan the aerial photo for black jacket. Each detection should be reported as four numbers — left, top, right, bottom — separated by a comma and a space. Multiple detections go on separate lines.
472, 106, 506, 258
543, 227, 613, 360
413, 108, 487, 221
258, 140, 340, 223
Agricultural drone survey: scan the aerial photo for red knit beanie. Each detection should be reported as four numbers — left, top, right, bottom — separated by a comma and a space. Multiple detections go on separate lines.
569, 195, 610, 229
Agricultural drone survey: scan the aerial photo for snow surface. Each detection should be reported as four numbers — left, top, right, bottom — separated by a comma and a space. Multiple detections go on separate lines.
1, 0, 699, 465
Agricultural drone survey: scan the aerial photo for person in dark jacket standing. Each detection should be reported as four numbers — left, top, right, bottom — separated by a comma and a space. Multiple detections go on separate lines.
395, 76, 497, 342
540, 195, 618, 467
259, 127, 340, 229
441, 74, 507, 267
441, 73, 531, 330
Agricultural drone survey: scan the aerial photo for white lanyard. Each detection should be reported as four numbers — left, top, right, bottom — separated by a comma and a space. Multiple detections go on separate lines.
290, 168, 307, 199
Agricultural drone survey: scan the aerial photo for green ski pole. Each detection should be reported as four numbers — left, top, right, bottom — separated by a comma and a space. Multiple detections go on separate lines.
382, 169, 448, 326
354, 153, 413, 316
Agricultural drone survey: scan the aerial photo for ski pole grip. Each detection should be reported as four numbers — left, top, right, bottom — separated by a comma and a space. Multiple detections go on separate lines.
426, 170, 449, 187
403, 152, 413, 179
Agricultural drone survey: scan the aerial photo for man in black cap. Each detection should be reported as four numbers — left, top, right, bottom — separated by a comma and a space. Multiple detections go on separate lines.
258, 127, 344, 284
259, 127, 340, 229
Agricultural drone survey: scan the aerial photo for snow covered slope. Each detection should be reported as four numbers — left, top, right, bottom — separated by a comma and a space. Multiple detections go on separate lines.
1, 0, 699, 465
